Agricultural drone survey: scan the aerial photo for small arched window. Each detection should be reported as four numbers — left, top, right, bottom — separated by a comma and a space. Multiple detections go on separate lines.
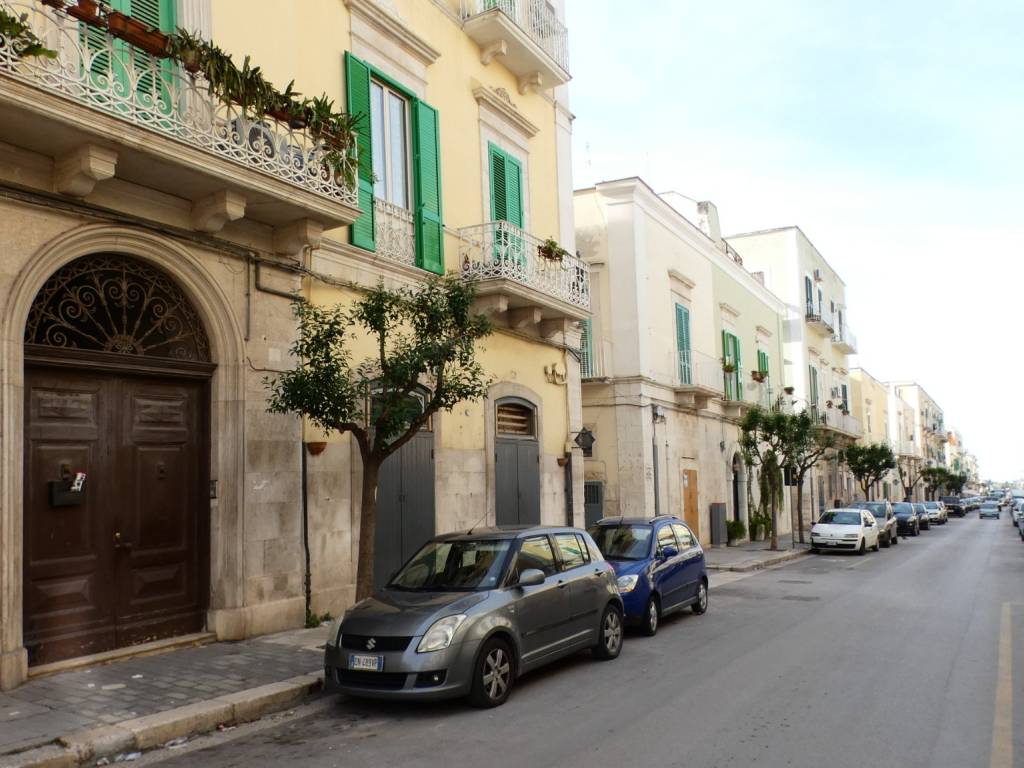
496, 398, 536, 439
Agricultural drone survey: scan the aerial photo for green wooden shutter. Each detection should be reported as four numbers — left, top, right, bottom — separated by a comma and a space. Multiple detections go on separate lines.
131, 0, 174, 111
675, 304, 691, 385
413, 99, 444, 274
345, 53, 375, 251
505, 154, 523, 228
580, 319, 593, 378
733, 335, 743, 400
805, 276, 813, 314
489, 144, 507, 222
722, 330, 733, 400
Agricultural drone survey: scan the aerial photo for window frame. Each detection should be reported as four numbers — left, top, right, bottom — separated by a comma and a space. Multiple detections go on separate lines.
510, 534, 559, 581
369, 77, 413, 210
670, 523, 695, 550
553, 533, 587, 572
655, 524, 677, 555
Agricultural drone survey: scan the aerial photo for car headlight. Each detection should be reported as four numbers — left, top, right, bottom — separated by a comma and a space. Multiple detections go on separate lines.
325, 617, 342, 648
416, 614, 468, 653
616, 574, 640, 593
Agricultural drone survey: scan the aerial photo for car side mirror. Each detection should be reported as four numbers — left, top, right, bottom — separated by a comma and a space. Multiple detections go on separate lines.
660, 545, 679, 560
516, 568, 545, 588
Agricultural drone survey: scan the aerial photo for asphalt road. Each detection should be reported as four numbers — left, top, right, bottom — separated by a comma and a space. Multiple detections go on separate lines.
141, 515, 1024, 768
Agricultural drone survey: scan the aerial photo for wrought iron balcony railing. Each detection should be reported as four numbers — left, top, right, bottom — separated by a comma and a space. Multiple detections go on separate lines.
460, 0, 569, 73
832, 323, 858, 353
678, 349, 725, 395
0, 3, 358, 208
373, 199, 416, 267
459, 221, 590, 310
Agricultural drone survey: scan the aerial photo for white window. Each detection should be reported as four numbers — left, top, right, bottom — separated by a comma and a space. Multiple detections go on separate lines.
369, 80, 411, 209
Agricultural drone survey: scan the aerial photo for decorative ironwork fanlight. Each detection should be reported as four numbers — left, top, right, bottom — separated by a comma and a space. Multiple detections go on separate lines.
25, 254, 211, 362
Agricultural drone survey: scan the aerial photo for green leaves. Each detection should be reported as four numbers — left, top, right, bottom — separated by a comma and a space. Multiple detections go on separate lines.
842, 442, 897, 495
0, 9, 57, 59
266, 275, 492, 461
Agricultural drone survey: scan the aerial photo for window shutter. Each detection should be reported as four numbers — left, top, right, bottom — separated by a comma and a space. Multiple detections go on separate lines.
345, 53, 376, 251
675, 304, 691, 385
580, 319, 593, 378
505, 154, 523, 228
804, 276, 813, 313
489, 144, 507, 222
733, 335, 743, 400
722, 330, 733, 400
129, 0, 174, 104
413, 99, 444, 274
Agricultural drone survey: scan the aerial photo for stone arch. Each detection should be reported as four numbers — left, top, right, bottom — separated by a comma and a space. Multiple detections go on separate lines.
0, 224, 246, 688
728, 445, 749, 530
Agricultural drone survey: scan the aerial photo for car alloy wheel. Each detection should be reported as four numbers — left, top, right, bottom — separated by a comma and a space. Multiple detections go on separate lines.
642, 597, 659, 637
469, 638, 514, 708
594, 605, 623, 660
692, 580, 709, 615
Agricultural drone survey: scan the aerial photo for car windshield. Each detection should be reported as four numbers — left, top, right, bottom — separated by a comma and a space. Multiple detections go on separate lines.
588, 525, 653, 560
388, 539, 511, 591
893, 503, 914, 515
817, 511, 861, 525
850, 502, 886, 515
981, 503, 998, 509
924, 502, 938, 509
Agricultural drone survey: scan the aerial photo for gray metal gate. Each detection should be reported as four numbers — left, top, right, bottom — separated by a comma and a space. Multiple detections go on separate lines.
584, 481, 604, 527
374, 430, 435, 589
496, 438, 540, 526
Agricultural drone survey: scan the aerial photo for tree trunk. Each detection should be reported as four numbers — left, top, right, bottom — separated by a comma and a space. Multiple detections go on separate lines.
355, 458, 381, 602
795, 473, 805, 544
769, 473, 779, 551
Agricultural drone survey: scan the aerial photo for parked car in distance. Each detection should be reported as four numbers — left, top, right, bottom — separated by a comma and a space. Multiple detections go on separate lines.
848, 501, 898, 547
1012, 500, 1024, 528
939, 496, 965, 517
811, 508, 880, 554
589, 515, 708, 637
979, 502, 1001, 520
913, 503, 931, 530
324, 526, 624, 708
922, 501, 947, 525
892, 502, 921, 537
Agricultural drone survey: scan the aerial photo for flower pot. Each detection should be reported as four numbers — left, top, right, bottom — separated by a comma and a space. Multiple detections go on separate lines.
726, 538, 738, 547
107, 11, 169, 57
67, 0, 99, 23
784, 387, 795, 395
179, 47, 201, 73
41, 0, 65, 9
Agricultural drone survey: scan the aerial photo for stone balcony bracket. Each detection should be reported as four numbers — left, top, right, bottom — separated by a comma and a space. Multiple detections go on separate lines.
480, 39, 508, 65
191, 190, 247, 234
274, 219, 324, 258
508, 306, 543, 330
53, 144, 118, 198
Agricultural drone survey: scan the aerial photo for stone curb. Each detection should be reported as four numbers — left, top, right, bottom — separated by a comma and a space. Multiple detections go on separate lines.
0, 672, 322, 768
706, 549, 811, 573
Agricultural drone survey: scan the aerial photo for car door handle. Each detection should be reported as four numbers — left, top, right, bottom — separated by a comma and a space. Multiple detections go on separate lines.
557, 580, 568, 589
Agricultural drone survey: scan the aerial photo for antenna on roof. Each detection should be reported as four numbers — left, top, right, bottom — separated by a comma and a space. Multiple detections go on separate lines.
466, 506, 490, 536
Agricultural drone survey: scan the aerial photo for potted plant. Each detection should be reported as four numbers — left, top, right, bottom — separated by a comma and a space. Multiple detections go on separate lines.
167, 29, 205, 73
722, 360, 737, 374
784, 386, 795, 395
107, 11, 169, 57
537, 237, 568, 263
40, 0, 65, 9
726, 519, 746, 546
0, 8, 58, 59
750, 370, 767, 383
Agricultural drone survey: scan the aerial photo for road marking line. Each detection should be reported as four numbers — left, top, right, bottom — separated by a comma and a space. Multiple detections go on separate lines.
990, 602, 1013, 768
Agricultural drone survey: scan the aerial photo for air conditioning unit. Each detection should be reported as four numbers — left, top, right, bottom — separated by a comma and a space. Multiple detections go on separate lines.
813, 269, 823, 282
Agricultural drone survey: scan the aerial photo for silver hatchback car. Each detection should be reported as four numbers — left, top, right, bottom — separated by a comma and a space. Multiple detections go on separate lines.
324, 526, 624, 708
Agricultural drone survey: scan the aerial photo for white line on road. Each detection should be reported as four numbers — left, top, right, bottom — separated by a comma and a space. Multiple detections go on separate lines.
990, 602, 1013, 768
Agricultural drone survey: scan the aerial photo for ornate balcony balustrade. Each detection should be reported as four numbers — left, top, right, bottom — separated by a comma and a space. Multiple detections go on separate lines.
459, 221, 589, 325
0, 3, 360, 233
373, 199, 415, 267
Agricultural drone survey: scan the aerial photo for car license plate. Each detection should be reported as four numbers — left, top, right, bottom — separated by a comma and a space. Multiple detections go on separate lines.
348, 654, 384, 672
826, 541, 837, 546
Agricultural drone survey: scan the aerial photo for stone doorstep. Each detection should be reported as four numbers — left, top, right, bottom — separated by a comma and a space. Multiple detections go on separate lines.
0, 673, 322, 768
705, 549, 812, 573
27, 634, 218, 682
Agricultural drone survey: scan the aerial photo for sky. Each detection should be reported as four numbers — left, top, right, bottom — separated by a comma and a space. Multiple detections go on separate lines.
566, 0, 1024, 482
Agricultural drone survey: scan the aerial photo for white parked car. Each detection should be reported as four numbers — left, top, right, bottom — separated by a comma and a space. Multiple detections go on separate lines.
922, 501, 947, 525
811, 508, 880, 555
1011, 500, 1024, 528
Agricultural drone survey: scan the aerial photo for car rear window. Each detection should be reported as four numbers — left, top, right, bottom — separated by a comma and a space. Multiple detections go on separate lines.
588, 525, 652, 561
818, 510, 861, 525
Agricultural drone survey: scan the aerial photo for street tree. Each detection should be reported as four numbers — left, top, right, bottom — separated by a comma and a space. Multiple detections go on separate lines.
921, 466, 951, 500
781, 410, 839, 545
895, 458, 924, 501
267, 276, 492, 601
739, 407, 788, 551
947, 472, 968, 495
842, 442, 897, 501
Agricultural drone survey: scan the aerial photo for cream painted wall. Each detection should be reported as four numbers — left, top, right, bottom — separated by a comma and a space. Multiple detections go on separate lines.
850, 368, 890, 445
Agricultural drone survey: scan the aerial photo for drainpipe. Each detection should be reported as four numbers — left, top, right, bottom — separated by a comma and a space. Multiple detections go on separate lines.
301, 442, 311, 623
564, 454, 574, 526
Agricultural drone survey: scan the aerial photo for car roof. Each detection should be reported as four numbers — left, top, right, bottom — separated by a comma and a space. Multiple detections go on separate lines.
592, 515, 681, 526
433, 525, 587, 542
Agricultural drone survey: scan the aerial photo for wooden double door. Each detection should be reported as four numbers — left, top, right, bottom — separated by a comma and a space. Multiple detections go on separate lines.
23, 365, 207, 666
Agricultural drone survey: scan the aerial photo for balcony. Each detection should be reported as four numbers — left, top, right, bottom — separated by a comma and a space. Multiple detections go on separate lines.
832, 323, 858, 354
804, 307, 835, 338
460, 0, 569, 92
675, 349, 724, 409
0, 4, 361, 245
459, 221, 589, 331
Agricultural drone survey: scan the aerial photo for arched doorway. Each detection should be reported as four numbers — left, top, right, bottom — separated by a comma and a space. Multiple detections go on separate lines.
22, 254, 212, 666
373, 386, 435, 590
731, 453, 745, 524
495, 397, 540, 526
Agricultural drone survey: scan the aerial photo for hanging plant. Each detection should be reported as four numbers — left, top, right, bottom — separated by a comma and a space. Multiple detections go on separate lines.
722, 360, 737, 374
750, 370, 767, 383
0, 8, 58, 59
537, 237, 569, 263
107, 11, 169, 57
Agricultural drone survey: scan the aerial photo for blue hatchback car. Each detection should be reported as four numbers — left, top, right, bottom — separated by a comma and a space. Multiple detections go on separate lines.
588, 516, 708, 636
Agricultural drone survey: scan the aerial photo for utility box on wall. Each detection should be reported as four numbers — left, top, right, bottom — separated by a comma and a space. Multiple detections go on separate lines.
710, 502, 727, 545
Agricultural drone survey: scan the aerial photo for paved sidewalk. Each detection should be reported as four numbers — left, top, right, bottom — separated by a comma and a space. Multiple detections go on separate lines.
0, 628, 326, 765
704, 538, 812, 572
